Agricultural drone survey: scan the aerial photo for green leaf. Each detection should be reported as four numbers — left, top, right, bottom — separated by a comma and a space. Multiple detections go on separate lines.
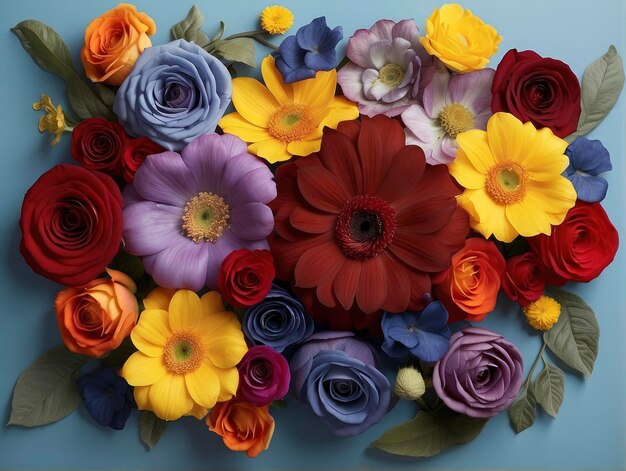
170, 5, 210, 48
534, 360, 565, 418
508, 381, 537, 433
94, 83, 117, 108
213, 38, 256, 67
11, 20, 114, 120
110, 247, 145, 282
212, 21, 225, 42
8, 346, 87, 427
101, 337, 136, 369
567, 45, 625, 141
543, 288, 599, 377
140, 411, 167, 450
370, 406, 487, 457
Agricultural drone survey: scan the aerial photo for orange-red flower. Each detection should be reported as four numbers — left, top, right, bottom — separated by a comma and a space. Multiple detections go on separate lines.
54, 268, 138, 357
433, 238, 505, 323
207, 400, 275, 458
270, 116, 469, 315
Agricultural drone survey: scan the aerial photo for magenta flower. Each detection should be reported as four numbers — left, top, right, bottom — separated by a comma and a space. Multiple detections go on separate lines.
122, 133, 276, 290
337, 19, 438, 117
237, 346, 290, 407
401, 68, 494, 165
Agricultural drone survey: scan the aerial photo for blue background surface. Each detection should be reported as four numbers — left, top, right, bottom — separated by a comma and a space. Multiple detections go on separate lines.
0, 0, 625, 469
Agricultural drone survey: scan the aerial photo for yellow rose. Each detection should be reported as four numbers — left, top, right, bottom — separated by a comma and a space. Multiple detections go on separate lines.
81, 3, 156, 86
420, 3, 501, 73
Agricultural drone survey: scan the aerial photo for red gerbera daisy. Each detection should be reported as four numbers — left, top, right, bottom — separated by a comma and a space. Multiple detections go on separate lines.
269, 115, 469, 315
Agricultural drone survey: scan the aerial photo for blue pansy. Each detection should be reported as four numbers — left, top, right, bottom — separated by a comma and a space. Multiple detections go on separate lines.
564, 137, 612, 203
78, 366, 134, 430
381, 301, 451, 362
275, 17, 343, 83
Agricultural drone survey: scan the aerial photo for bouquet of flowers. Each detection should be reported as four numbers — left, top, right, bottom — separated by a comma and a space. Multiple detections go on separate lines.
8, 2, 623, 458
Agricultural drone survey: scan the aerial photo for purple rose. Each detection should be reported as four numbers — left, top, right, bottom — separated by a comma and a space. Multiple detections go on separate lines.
237, 346, 290, 406
290, 332, 391, 436
433, 327, 524, 419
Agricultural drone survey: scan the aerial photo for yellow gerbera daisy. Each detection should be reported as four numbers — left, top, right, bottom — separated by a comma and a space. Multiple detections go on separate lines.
449, 112, 577, 243
121, 288, 248, 421
219, 55, 359, 163
260, 5, 294, 35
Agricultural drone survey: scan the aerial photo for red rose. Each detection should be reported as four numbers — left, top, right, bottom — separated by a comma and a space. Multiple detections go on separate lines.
217, 249, 275, 308
529, 201, 618, 283
19, 164, 123, 286
122, 137, 164, 184
432, 238, 505, 323
491, 49, 581, 138
71, 117, 127, 177
501, 252, 545, 307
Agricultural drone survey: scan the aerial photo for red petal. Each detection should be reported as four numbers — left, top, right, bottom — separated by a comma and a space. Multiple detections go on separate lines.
392, 164, 460, 211
318, 128, 363, 195
294, 242, 344, 288
357, 116, 406, 194
316, 278, 337, 308
389, 231, 454, 272
376, 145, 426, 202
297, 166, 349, 214
335, 119, 361, 144
270, 232, 332, 280
406, 269, 432, 311
396, 197, 457, 234
333, 259, 362, 310
355, 257, 388, 314
290, 206, 336, 234
379, 253, 412, 313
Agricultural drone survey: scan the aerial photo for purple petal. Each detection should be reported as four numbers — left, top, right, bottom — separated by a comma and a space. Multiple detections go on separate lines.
338, 63, 367, 103
229, 202, 274, 241
142, 238, 210, 291
346, 29, 379, 68
422, 70, 450, 117
370, 19, 395, 40
181, 134, 228, 193
122, 202, 183, 256
133, 151, 197, 206
450, 69, 494, 115
223, 165, 277, 207
391, 19, 421, 50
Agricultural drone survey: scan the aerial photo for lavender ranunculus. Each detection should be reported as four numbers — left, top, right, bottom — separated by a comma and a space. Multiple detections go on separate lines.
275, 16, 343, 83
237, 346, 290, 407
433, 327, 524, 419
122, 133, 276, 290
337, 19, 438, 117
113, 39, 232, 151
401, 68, 494, 165
564, 137, 612, 203
243, 285, 314, 352
290, 332, 391, 436
381, 301, 451, 362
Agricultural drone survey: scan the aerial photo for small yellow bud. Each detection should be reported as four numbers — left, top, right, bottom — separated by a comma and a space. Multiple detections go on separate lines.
32, 95, 69, 146
260, 6, 294, 35
523, 296, 561, 331
393, 367, 426, 401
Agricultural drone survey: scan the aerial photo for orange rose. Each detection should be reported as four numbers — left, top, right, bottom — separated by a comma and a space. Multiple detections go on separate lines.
433, 238, 505, 323
81, 3, 156, 85
54, 268, 138, 357
207, 400, 275, 458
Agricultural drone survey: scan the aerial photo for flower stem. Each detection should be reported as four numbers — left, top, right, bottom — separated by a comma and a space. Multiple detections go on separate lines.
224, 29, 266, 40
523, 341, 546, 387
252, 34, 279, 50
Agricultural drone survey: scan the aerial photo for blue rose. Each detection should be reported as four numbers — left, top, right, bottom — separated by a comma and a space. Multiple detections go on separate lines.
77, 366, 134, 430
243, 285, 314, 352
275, 17, 343, 83
381, 301, 451, 362
564, 137, 612, 203
113, 39, 232, 151
290, 332, 391, 436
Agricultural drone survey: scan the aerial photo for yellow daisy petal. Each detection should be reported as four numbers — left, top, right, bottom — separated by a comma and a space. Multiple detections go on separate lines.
184, 362, 220, 409
506, 202, 552, 237
287, 139, 321, 157
261, 55, 293, 104
526, 179, 577, 216
200, 291, 225, 315
204, 334, 248, 369
130, 309, 171, 357
447, 149, 486, 189
143, 287, 177, 310
148, 373, 194, 421
220, 112, 274, 143
455, 129, 494, 173
292, 69, 337, 111
197, 311, 242, 337
486, 112, 534, 164
187, 404, 209, 420
122, 352, 167, 386
214, 367, 240, 402
249, 139, 291, 163
232, 77, 280, 127
314, 96, 360, 128
168, 290, 203, 332
134, 386, 151, 410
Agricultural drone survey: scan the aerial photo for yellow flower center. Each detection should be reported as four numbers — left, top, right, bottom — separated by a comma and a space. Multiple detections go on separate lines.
268, 104, 315, 143
379, 64, 405, 88
163, 332, 204, 375
439, 103, 474, 139
523, 296, 561, 331
485, 162, 528, 205
181, 192, 230, 243
260, 5, 294, 35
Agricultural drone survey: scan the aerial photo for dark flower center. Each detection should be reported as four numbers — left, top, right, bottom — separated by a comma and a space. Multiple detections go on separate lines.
164, 82, 192, 108
249, 359, 272, 385
335, 195, 397, 260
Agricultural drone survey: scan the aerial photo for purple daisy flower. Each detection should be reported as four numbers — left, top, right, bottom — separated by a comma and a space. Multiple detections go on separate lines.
401, 68, 494, 165
337, 19, 439, 117
122, 133, 276, 290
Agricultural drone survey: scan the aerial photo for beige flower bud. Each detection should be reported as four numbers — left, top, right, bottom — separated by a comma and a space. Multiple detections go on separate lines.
393, 367, 426, 401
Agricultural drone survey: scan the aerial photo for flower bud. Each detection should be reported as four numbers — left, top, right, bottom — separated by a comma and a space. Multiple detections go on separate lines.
393, 367, 426, 401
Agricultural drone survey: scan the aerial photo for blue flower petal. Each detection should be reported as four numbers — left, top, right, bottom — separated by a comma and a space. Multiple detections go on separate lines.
296, 17, 330, 51
568, 173, 609, 202
277, 35, 305, 68
415, 301, 449, 332
109, 405, 132, 431
565, 137, 612, 175
304, 50, 338, 72
381, 338, 408, 359
387, 326, 419, 348
411, 330, 452, 363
